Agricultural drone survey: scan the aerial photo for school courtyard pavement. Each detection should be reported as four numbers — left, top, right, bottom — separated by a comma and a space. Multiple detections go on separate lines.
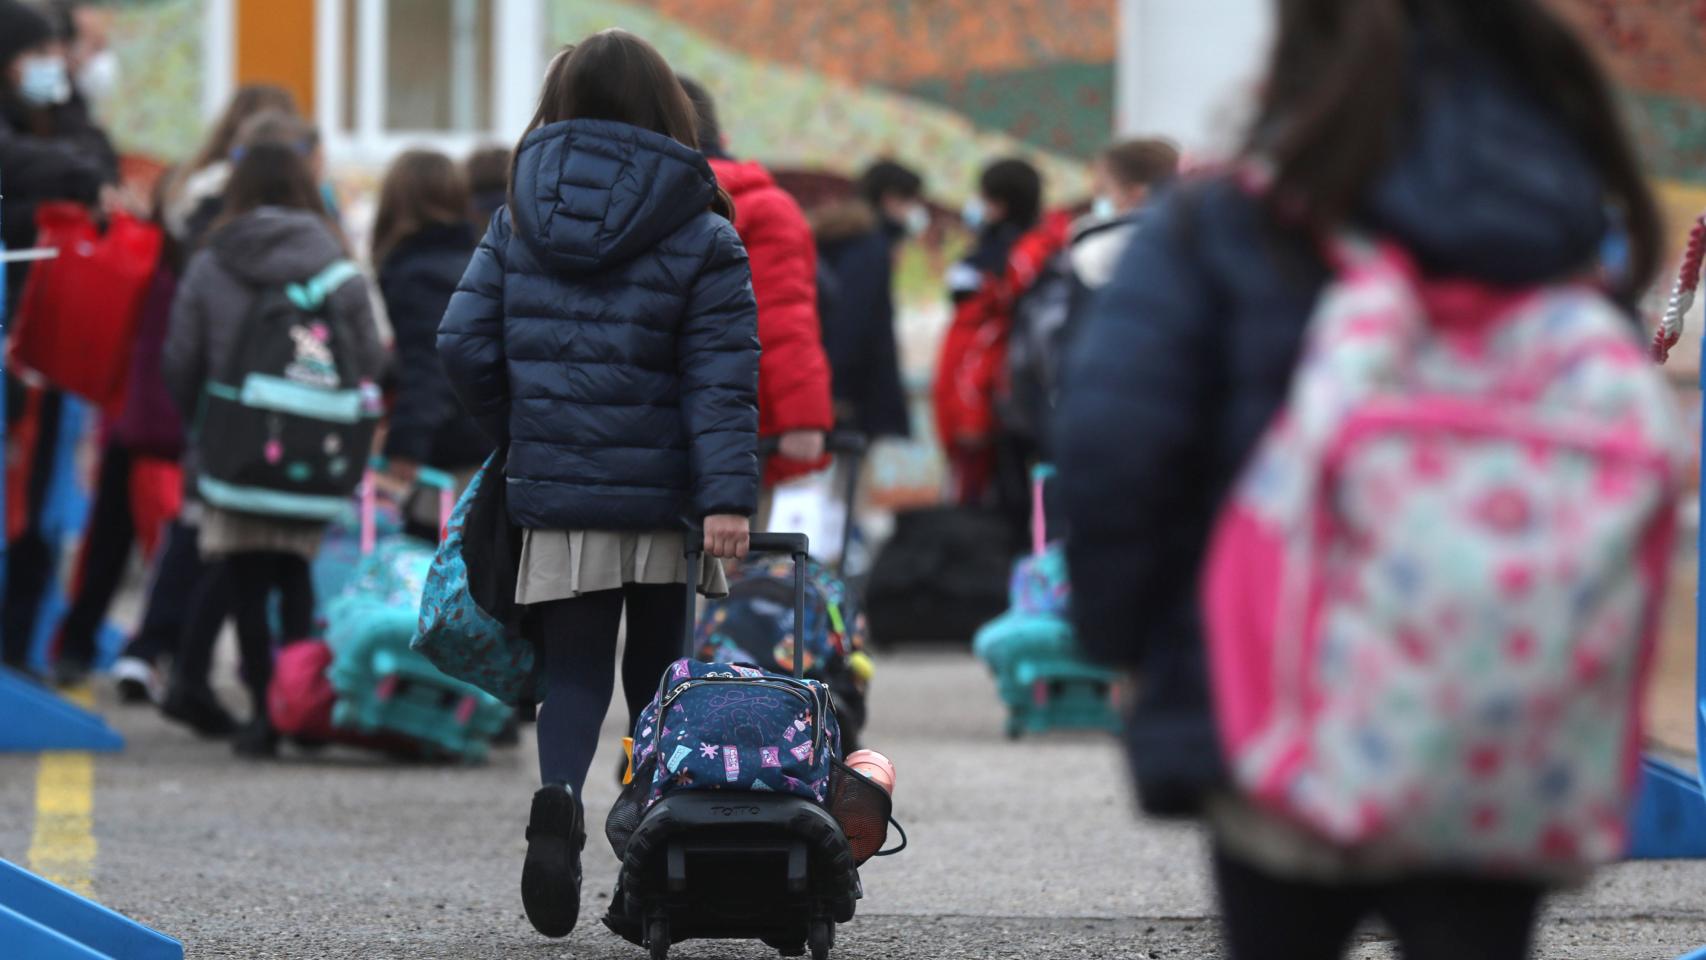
3, 648, 1706, 959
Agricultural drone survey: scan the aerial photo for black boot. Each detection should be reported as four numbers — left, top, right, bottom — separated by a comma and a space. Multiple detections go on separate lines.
160, 685, 238, 738
522, 783, 584, 938
232, 716, 279, 758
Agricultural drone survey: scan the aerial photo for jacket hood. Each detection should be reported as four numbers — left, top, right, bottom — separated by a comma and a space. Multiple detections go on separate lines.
208, 207, 347, 286
707, 157, 776, 200
510, 119, 719, 274
1362, 43, 1607, 284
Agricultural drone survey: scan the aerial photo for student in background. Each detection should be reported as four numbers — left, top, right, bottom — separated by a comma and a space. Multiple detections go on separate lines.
163, 84, 299, 250
811, 159, 925, 441
1004, 138, 1180, 463
1057, 1, 1660, 957
161, 142, 381, 757
935, 157, 1070, 527
0, 0, 118, 675
680, 76, 833, 504
371, 149, 491, 527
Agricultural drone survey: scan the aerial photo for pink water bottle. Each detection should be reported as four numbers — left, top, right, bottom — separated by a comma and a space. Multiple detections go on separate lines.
845, 749, 896, 795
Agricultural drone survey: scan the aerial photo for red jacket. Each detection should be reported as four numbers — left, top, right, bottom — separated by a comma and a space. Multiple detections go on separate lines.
710, 157, 835, 485
934, 211, 1073, 457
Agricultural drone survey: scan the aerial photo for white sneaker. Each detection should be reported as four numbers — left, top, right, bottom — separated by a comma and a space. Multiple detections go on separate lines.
111, 656, 161, 705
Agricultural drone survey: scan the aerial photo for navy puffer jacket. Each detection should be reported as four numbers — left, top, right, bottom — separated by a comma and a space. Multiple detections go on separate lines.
438, 119, 761, 531
1056, 43, 1612, 817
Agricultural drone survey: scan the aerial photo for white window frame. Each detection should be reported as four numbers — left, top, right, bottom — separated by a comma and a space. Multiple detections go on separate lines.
319, 0, 543, 166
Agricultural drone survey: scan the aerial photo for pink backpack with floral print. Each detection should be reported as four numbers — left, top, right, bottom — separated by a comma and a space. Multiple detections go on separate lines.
1202, 236, 1686, 870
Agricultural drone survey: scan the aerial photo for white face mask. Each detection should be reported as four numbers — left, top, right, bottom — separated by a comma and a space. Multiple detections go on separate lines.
76, 49, 119, 104
903, 203, 930, 238
18, 55, 71, 107
961, 197, 987, 232
1091, 195, 1118, 221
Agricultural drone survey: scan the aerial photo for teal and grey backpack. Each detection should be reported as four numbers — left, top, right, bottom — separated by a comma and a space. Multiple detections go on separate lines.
197, 260, 377, 520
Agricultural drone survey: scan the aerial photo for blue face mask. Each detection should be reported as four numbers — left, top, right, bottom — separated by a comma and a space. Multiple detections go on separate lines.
17, 56, 71, 107
1091, 196, 1118, 221
961, 197, 987, 232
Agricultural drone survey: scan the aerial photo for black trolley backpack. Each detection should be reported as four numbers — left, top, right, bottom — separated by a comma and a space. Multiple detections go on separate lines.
604, 532, 904, 960
195, 260, 378, 520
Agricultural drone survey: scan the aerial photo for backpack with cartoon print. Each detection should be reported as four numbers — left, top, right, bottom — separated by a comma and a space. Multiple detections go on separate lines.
197, 260, 379, 520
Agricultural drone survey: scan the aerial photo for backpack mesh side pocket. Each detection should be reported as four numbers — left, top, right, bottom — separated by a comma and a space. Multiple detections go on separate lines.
605, 754, 655, 860
826, 759, 892, 865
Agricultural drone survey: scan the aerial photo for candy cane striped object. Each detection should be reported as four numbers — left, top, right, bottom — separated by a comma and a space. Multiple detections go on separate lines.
1653, 213, 1706, 364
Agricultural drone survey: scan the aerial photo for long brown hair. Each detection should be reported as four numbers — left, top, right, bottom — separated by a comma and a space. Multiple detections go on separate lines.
1248, 0, 1660, 300
513, 32, 733, 220
181, 84, 299, 178
212, 140, 328, 234
371, 149, 470, 265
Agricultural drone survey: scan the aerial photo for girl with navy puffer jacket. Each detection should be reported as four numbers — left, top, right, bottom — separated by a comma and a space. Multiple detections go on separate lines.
437, 30, 759, 940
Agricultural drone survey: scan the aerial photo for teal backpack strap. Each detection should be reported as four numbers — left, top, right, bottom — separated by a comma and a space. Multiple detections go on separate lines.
285, 259, 362, 311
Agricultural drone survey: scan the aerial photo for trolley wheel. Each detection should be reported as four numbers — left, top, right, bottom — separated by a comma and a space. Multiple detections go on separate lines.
808, 919, 833, 960
647, 918, 670, 960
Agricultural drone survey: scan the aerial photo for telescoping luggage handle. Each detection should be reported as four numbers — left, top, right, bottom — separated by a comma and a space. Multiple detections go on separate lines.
682, 531, 811, 679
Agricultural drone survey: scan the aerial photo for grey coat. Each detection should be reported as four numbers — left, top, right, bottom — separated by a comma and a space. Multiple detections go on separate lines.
163, 206, 382, 554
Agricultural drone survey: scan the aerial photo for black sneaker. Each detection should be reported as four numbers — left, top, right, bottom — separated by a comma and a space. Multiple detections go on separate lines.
160, 686, 239, 738
232, 718, 279, 759
521, 783, 584, 938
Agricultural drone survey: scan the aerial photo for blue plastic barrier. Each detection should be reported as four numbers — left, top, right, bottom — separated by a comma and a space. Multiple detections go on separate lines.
0, 859, 181, 960
0, 667, 123, 752
1628, 328, 1706, 867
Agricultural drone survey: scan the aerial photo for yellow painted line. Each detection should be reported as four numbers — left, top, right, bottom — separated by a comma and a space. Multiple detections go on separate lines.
27, 685, 97, 896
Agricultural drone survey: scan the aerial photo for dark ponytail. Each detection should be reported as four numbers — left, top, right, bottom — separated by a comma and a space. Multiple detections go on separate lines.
1248, 0, 1660, 301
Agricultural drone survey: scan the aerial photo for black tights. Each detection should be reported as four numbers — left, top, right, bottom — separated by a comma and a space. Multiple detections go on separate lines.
1215, 848, 1544, 960
173, 552, 313, 716
532, 583, 686, 794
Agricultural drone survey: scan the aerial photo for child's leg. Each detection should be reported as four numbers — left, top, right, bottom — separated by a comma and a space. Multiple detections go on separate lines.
170, 557, 234, 695
160, 555, 238, 736
227, 553, 276, 715
535, 591, 624, 794
619, 582, 689, 728
275, 554, 314, 641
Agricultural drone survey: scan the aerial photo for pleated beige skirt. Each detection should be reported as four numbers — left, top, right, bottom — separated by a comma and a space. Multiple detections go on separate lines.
514, 529, 729, 606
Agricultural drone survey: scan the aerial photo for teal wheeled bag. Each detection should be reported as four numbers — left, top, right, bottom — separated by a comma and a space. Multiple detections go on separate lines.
321, 477, 510, 761
972, 466, 1121, 739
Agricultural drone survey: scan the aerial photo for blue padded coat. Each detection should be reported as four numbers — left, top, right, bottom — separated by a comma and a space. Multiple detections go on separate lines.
438, 119, 761, 531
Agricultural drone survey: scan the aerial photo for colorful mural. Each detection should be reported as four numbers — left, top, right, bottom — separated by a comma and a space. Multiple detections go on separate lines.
626, 0, 1118, 161
101, 0, 202, 164
545, 1, 1095, 208
1554, 0, 1706, 185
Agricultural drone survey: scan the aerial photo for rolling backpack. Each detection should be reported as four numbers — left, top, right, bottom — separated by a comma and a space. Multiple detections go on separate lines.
196, 260, 379, 520
973, 465, 1120, 738
1202, 234, 1686, 870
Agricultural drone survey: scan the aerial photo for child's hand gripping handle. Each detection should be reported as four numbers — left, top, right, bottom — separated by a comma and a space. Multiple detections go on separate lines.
682, 532, 811, 677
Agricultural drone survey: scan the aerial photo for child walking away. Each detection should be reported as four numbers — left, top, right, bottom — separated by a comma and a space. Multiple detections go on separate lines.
680, 77, 834, 499
371, 149, 491, 526
437, 31, 758, 939
1056, 2, 1676, 959
161, 141, 382, 758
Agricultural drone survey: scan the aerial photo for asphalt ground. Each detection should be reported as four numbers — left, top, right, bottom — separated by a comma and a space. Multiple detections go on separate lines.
3, 650, 1706, 958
